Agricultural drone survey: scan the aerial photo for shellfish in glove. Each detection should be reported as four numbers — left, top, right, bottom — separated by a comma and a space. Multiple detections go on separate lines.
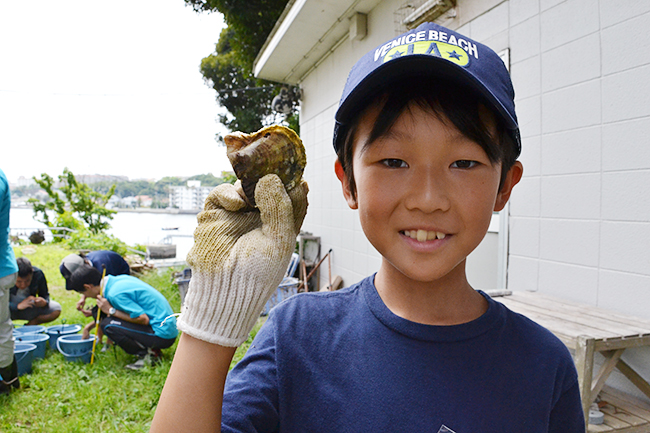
224, 125, 306, 207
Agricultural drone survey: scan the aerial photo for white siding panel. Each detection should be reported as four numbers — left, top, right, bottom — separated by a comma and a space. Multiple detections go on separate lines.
538, 260, 599, 304
540, 174, 600, 219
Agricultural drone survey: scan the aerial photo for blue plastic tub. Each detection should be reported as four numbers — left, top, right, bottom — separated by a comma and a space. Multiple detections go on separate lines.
14, 333, 49, 359
13, 325, 46, 335
45, 324, 81, 351
14, 343, 37, 376
262, 277, 300, 315
57, 335, 96, 364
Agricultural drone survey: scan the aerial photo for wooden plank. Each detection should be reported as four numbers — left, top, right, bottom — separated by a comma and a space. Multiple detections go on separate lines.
600, 402, 647, 427
500, 298, 650, 337
498, 298, 608, 338
600, 387, 650, 420
497, 299, 621, 341
589, 423, 615, 432
617, 360, 650, 402
603, 412, 635, 429
499, 296, 647, 338
596, 336, 650, 353
508, 292, 650, 331
577, 336, 597, 418
592, 350, 626, 401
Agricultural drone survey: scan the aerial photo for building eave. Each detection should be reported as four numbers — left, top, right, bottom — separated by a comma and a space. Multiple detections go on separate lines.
253, 0, 382, 85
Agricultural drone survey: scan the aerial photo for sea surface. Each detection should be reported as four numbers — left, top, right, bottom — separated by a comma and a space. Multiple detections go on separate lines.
9, 208, 198, 261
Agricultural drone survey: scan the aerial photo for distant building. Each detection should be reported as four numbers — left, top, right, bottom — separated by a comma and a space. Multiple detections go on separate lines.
15, 176, 35, 187
169, 181, 212, 210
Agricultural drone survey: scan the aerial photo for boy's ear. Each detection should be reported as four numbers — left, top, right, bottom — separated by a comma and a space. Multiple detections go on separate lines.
334, 160, 358, 209
494, 161, 523, 212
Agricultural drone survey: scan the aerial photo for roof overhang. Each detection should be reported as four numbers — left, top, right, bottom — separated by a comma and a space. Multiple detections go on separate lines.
254, 0, 382, 85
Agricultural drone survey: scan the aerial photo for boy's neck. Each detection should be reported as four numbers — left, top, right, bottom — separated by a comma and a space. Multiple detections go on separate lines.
374, 260, 488, 326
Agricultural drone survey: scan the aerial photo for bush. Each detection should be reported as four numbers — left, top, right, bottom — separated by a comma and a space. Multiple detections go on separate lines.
63, 228, 133, 257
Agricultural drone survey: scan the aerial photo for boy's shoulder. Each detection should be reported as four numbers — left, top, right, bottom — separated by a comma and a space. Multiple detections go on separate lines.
490, 293, 575, 363
272, 277, 367, 318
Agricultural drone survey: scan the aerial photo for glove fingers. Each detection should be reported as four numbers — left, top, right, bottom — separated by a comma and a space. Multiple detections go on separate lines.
203, 182, 247, 212
288, 179, 309, 234
255, 174, 294, 241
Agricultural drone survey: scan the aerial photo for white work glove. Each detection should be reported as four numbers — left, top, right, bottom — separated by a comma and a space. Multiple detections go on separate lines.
178, 174, 308, 347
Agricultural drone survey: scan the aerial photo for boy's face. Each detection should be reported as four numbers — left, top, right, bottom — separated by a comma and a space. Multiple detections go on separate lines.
335, 102, 522, 286
15, 274, 32, 290
81, 284, 100, 299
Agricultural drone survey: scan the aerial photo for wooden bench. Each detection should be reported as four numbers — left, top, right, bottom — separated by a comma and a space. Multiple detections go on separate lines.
495, 291, 650, 432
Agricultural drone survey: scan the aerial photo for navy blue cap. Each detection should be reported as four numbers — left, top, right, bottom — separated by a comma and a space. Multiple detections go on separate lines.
334, 22, 520, 156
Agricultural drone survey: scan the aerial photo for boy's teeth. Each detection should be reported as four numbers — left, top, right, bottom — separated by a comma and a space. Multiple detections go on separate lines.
405, 230, 446, 241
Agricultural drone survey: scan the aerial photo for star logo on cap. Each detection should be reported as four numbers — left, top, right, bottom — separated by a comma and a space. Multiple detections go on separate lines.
389, 49, 405, 59
446, 50, 462, 60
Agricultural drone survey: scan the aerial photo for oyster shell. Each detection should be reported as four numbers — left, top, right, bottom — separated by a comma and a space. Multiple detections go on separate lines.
224, 125, 306, 206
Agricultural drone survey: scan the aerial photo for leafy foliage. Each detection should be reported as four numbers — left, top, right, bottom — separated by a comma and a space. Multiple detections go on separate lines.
28, 169, 116, 238
186, 0, 300, 135
91, 173, 228, 198
65, 229, 135, 257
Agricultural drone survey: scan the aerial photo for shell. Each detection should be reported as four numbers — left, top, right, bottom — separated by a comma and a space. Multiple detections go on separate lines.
224, 125, 306, 206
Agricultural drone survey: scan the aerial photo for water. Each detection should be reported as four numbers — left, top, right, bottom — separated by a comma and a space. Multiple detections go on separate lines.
9, 208, 198, 261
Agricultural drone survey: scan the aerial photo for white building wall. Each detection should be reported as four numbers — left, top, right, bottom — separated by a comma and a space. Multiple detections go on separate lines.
503, 0, 650, 399
505, 0, 650, 317
300, 0, 650, 313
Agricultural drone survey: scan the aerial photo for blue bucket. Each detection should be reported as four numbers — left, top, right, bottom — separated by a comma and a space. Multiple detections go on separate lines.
15, 333, 49, 359
13, 325, 46, 335
45, 324, 81, 351
14, 343, 37, 376
57, 335, 96, 364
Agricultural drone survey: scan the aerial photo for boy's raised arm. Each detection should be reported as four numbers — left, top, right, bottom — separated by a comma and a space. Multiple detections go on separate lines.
151, 334, 236, 432
152, 174, 308, 431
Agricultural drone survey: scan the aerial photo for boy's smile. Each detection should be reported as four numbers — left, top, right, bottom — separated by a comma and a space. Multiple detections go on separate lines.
336, 101, 522, 323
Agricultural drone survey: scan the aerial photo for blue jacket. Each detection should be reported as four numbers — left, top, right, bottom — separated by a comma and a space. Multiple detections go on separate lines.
0, 169, 17, 279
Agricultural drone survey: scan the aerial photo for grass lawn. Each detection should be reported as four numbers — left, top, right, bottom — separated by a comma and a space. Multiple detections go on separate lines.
0, 244, 263, 432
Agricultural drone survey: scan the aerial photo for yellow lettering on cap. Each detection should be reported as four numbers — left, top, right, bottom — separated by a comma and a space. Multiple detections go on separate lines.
382, 41, 471, 67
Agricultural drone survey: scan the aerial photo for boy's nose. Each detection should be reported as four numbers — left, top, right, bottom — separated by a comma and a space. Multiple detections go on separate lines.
403, 173, 451, 213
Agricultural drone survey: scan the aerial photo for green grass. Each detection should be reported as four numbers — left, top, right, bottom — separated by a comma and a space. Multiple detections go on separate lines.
0, 244, 265, 432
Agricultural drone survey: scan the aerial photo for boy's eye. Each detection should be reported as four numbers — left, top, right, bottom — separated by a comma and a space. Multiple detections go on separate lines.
451, 160, 478, 169
380, 159, 408, 168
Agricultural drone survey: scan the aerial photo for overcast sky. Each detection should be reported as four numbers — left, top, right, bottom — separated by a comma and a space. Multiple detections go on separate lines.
0, 0, 232, 184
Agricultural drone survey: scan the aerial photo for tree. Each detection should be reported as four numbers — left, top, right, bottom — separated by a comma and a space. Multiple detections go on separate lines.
28, 168, 116, 237
186, 0, 300, 136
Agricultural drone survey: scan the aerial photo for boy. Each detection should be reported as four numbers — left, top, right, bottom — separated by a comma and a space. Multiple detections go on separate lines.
10, 257, 62, 325
68, 265, 177, 370
152, 22, 584, 431
60, 251, 131, 325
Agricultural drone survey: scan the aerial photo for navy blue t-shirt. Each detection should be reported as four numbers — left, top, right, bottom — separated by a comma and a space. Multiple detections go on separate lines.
222, 276, 584, 432
87, 250, 130, 276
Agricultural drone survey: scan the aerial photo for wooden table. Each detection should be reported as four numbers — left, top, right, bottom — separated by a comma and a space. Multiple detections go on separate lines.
495, 291, 650, 432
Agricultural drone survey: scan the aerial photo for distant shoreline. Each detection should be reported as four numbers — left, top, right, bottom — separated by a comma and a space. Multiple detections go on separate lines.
114, 208, 200, 215
11, 205, 200, 215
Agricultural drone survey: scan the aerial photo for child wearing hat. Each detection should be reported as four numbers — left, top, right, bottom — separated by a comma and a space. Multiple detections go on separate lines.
152, 22, 584, 432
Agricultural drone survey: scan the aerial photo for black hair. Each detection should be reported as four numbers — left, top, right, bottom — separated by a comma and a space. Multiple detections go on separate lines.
68, 265, 102, 293
336, 79, 519, 201
16, 257, 33, 278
